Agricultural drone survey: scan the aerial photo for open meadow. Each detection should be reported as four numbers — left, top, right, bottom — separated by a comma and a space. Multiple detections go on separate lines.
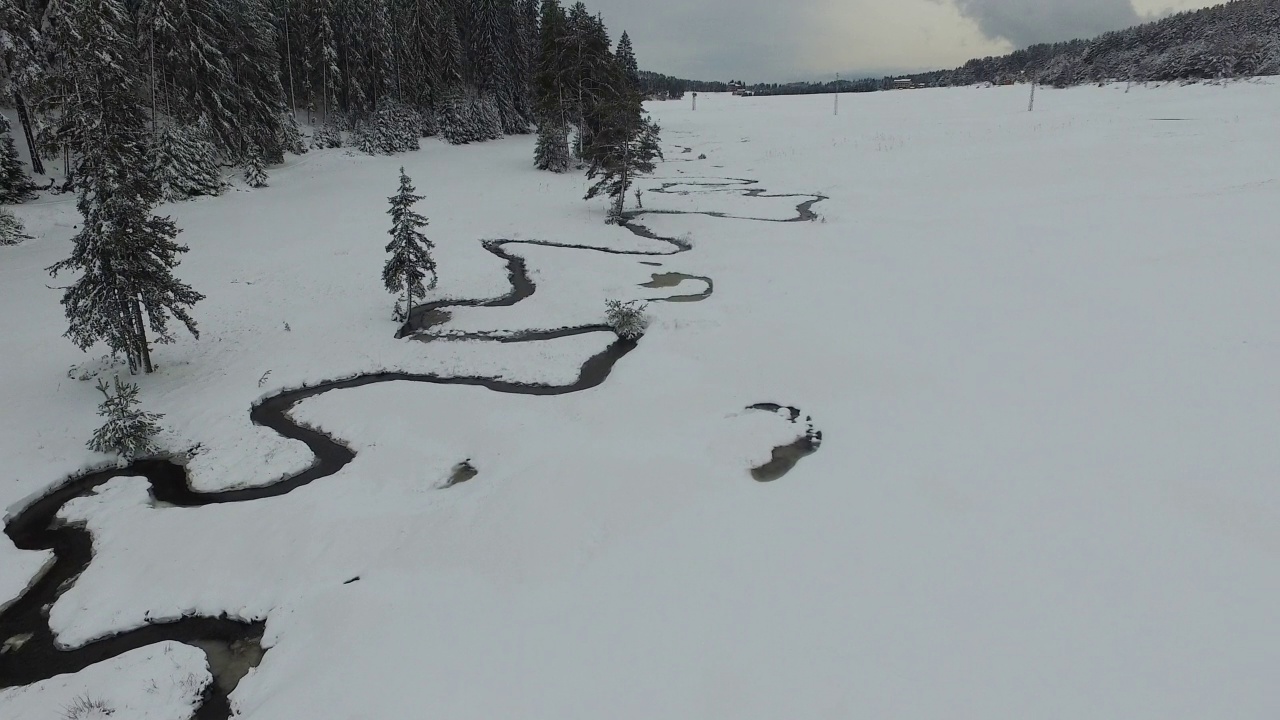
3, 82, 1279, 718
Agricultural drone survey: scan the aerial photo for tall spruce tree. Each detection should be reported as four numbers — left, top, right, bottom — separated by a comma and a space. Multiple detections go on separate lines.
615, 31, 639, 88
471, 0, 523, 133
303, 0, 342, 122
583, 36, 661, 223
511, 0, 539, 127
532, 0, 570, 171
47, 0, 204, 375
564, 4, 612, 157
0, 0, 44, 174
383, 167, 436, 322
223, 0, 291, 161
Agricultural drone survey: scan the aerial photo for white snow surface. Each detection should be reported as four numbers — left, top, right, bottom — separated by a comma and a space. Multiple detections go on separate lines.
0, 641, 210, 720
4, 82, 1280, 717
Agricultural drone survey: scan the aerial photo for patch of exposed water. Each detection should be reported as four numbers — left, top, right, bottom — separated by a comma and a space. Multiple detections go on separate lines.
640, 272, 713, 303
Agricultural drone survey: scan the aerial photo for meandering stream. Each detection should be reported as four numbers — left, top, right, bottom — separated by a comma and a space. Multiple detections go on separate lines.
0, 171, 826, 718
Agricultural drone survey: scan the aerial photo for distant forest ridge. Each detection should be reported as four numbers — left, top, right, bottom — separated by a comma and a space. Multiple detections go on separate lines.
647, 0, 1280, 97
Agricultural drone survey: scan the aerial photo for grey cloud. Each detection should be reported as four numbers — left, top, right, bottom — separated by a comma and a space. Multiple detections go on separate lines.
588, 0, 815, 81
585, 0, 1194, 83
946, 0, 1141, 47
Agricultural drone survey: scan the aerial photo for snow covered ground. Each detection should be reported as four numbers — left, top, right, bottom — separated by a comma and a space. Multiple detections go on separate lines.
0, 642, 210, 719
4, 81, 1280, 717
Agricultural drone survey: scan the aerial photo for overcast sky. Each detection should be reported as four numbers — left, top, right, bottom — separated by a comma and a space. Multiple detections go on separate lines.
587, 0, 1221, 82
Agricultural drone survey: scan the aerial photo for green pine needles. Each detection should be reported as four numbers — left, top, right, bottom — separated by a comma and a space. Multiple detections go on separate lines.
383, 168, 437, 323
89, 376, 165, 457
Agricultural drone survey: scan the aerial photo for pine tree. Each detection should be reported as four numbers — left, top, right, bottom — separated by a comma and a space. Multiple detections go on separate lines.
244, 148, 269, 187
532, 0, 571, 170
48, 0, 204, 376
88, 376, 165, 457
564, 5, 613, 158
471, 0, 523, 133
223, 0, 291, 161
153, 122, 223, 202
615, 31, 639, 89
383, 167, 436, 322
583, 42, 661, 223
511, 0, 539, 128
534, 117, 569, 171
0, 207, 29, 245
0, 114, 35, 203
0, 0, 45, 175
304, 0, 342, 123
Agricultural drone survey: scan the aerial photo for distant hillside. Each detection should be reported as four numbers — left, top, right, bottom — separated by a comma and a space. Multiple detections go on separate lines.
722, 0, 1280, 97
908, 0, 1280, 88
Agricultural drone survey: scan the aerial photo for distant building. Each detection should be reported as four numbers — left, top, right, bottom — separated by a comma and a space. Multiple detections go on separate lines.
892, 78, 913, 90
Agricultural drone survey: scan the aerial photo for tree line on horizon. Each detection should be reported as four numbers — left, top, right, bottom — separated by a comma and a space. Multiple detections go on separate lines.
651, 0, 1280, 97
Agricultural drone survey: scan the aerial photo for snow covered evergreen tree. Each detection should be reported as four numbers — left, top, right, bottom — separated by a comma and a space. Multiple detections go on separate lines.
88, 376, 165, 457
244, 148, 269, 187
511, 0, 539, 127
152, 122, 223, 202
534, 117, 570, 172
0, 0, 46, 175
303, 0, 342, 123
0, 207, 29, 244
312, 123, 342, 148
0, 114, 35, 203
565, 3, 612, 158
48, 0, 204, 376
383, 167, 436, 322
583, 40, 661, 223
533, 0, 571, 171
354, 100, 423, 154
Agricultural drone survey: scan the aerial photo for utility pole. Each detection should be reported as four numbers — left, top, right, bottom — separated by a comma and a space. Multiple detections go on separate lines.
834, 72, 840, 116
1028, 81, 1036, 112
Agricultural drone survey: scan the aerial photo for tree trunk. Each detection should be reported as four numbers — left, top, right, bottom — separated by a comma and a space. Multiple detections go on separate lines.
150, 31, 157, 135
131, 297, 154, 374
284, 5, 297, 115
12, 91, 43, 175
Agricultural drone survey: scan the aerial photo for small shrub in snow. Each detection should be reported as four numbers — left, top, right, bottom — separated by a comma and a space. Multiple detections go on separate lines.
0, 207, 30, 245
88, 376, 165, 458
604, 299, 649, 340
62, 695, 113, 719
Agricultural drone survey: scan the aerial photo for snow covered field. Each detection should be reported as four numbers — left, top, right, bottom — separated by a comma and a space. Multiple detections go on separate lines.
4, 82, 1280, 717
